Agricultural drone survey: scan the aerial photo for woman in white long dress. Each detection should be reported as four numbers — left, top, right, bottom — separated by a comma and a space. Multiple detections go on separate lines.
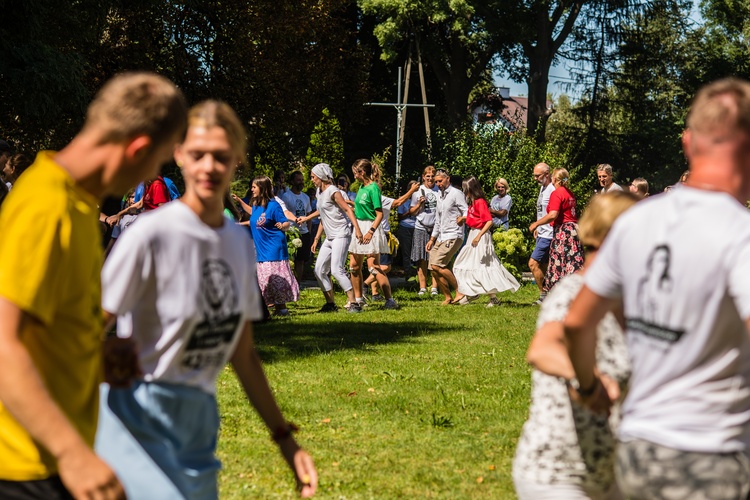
452, 176, 520, 306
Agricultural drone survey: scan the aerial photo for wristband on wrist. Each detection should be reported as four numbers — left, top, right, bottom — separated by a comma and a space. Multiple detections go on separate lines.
566, 376, 599, 398
368, 227, 376, 233
271, 422, 299, 443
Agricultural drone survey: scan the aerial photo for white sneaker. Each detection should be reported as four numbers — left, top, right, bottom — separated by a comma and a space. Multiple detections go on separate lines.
486, 298, 501, 308
430, 288, 438, 296
417, 288, 427, 296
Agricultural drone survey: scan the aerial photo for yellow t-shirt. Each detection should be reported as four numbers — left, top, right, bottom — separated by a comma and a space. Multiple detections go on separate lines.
0, 151, 103, 480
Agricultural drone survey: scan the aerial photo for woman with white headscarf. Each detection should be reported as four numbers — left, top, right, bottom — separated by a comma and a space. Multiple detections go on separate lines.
298, 163, 364, 313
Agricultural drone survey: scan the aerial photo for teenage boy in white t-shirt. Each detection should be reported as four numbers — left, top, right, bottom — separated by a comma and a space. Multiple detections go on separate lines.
563, 78, 750, 499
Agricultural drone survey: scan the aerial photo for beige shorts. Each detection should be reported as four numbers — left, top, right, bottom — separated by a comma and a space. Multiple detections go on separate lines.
429, 238, 462, 269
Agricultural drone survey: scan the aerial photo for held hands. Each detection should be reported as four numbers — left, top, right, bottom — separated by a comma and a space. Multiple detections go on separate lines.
456, 216, 466, 226
105, 215, 120, 227
355, 230, 364, 244
296, 216, 308, 225
567, 373, 618, 415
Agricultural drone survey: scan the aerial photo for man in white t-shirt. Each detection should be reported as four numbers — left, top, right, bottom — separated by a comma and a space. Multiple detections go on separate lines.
596, 164, 623, 193
528, 163, 555, 305
564, 78, 750, 499
281, 171, 312, 281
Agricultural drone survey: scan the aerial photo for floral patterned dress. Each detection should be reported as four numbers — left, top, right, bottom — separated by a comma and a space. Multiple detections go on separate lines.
544, 185, 583, 291
513, 274, 631, 497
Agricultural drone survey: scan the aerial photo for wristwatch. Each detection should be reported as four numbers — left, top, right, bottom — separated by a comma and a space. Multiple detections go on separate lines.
566, 376, 599, 398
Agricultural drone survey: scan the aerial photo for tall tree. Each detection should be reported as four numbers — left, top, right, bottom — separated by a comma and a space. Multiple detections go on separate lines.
359, 0, 517, 128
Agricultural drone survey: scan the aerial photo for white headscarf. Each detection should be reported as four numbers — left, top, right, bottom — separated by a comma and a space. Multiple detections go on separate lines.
311, 163, 334, 182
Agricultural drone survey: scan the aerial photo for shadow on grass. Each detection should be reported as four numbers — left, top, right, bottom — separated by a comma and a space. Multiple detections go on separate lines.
252, 319, 453, 364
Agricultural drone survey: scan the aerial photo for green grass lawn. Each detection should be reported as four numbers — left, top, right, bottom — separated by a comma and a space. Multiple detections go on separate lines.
217, 282, 538, 499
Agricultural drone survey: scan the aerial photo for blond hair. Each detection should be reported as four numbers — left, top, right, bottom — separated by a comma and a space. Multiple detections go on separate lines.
187, 100, 247, 166
84, 72, 187, 147
578, 191, 638, 248
551, 168, 570, 187
687, 78, 750, 139
631, 177, 649, 196
496, 177, 510, 192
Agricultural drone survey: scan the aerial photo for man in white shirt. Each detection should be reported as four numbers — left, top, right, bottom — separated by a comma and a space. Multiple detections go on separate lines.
426, 168, 468, 305
281, 171, 312, 281
564, 78, 750, 499
528, 163, 555, 305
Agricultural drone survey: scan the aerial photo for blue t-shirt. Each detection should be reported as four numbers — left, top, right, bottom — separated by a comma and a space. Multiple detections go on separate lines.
249, 200, 289, 262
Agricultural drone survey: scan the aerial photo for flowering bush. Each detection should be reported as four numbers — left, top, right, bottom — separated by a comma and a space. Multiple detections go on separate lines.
492, 228, 530, 281
286, 226, 302, 262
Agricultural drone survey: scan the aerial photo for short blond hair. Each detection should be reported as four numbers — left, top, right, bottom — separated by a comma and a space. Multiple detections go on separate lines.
551, 168, 570, 187
687, 78, 750, 139
187, 100, 247, 166
631, 177, 649, 196
578, 191, 638, 248
496, 177, 510, 192
85, 72, 187, 146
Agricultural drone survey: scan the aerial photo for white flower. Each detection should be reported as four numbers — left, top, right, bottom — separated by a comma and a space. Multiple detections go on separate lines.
292, 238, 303, 248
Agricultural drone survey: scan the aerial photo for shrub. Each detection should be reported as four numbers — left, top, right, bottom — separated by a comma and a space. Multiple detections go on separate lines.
492, 228, 530, 281
432, 125, 584, 232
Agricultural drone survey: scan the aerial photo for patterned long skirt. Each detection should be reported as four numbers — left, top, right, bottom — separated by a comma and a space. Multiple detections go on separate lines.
544, 222, 584, 292
257, 260, 300, 305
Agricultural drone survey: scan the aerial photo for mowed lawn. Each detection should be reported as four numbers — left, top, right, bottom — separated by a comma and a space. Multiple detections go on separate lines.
217, 281, 539, 499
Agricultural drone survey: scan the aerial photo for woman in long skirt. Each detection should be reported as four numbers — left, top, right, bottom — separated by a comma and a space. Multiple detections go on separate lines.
249, 175, 300, 316
452, 176, 520, 306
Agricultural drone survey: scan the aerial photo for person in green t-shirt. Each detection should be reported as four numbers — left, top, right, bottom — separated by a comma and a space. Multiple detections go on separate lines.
347, 159, 400, 310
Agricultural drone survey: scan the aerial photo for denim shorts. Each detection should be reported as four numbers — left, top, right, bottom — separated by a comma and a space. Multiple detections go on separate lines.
530, 236, 552, 263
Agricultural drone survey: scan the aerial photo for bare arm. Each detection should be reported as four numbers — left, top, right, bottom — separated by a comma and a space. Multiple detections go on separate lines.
231, 322, 318, 498
563, 286, 617, 394
0, 298, 123, 499
333, 191, 362, 242
471, 220, 494, 247
527, 321, 575, 379
391, 184, 420, 209
489, 207, 508, 218
529, 210, 558, 233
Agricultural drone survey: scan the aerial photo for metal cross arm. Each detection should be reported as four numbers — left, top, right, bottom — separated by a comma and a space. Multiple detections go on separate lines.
364, 67, 435, 185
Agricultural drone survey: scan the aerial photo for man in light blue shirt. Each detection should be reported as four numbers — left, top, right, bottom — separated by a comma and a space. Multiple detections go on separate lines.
426, 168, 468, 305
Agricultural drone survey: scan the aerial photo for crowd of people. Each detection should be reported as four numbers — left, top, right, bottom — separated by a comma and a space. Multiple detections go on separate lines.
0, 70, 748, 500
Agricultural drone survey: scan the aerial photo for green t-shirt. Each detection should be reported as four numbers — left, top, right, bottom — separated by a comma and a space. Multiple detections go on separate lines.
354, 182, 382, 221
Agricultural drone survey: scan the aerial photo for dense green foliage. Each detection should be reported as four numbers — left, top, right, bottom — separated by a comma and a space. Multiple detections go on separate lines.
4, 0, 750, 197
492, 229, 530, 281
432, 125, 587, 232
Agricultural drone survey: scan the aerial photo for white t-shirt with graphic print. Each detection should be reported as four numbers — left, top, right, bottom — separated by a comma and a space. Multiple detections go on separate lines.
585, 185, 750, 453
536, 183, 555, 239
102, 201, 264, 395
281, 190, 312, 234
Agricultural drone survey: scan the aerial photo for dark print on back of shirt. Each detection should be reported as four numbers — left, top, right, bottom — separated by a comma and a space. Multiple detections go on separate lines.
182, 258, 241, 370
627, 244, 685, 344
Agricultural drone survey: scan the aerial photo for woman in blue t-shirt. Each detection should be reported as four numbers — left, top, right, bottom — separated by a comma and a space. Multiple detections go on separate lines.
249, 175, 299, 316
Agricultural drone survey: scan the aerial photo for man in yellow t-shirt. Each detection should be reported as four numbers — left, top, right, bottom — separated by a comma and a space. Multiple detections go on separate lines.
0, 73, 187, 499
